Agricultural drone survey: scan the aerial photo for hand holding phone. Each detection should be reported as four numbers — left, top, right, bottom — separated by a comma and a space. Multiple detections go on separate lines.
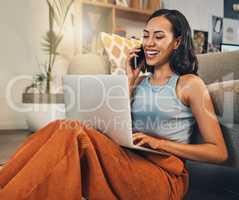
130, 46, 146, 71
125, 46, 146, 82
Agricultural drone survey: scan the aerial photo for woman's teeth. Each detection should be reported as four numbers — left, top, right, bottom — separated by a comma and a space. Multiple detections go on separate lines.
146, 51, 159, 58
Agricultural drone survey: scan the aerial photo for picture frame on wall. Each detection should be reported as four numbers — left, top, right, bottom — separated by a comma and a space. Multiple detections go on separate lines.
211, 16, 223, 51
193, 30, 208, 54
223, 18, 239, 45
116, 0, 128, 7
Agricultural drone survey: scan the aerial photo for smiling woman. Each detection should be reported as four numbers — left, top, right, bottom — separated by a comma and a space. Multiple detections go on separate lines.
127, 9, 228, 165
128, 9, 227, 163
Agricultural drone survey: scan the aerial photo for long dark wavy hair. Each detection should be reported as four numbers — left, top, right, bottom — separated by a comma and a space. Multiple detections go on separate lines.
144, 9, 198, 75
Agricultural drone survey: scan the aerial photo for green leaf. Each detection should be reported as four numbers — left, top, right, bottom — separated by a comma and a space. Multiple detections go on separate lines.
41, 0, 74, 74
52, 0, 62, 26
56, 34, 63, 47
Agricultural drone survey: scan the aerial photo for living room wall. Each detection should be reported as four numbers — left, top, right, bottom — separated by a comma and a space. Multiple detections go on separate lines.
0, 0, 47, 129
161, 0, 224, 43
0, 0, 225, 129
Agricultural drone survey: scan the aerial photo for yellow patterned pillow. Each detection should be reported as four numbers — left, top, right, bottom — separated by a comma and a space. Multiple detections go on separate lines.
101, 32, 142, 74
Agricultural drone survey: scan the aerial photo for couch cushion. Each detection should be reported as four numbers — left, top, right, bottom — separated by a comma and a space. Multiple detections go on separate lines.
197, 50, 239, 84
191, 80, 239, 168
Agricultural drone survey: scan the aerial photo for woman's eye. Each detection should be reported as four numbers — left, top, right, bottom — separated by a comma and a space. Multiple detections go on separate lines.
143, 35, 149, 38
156, 36, 164, 39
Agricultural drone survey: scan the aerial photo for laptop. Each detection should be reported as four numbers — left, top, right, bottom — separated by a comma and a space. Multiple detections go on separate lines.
63, 74, 169, 155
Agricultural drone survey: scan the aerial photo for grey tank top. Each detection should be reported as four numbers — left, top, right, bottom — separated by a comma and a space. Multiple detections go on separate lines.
131, 73, 195, 144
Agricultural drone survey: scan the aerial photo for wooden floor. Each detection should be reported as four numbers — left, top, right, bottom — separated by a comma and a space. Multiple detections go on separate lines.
0, 130, 30, 165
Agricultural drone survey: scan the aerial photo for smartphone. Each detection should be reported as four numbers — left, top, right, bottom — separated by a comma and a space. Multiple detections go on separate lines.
130, 46, 146, 72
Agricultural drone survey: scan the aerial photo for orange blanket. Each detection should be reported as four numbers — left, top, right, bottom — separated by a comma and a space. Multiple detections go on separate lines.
0, 120, 188, 200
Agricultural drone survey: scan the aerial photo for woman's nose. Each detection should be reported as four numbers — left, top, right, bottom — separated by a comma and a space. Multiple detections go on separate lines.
144, 37, 155, 47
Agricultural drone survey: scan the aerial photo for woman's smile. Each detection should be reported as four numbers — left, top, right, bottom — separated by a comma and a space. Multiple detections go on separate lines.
145, 50, 160, 59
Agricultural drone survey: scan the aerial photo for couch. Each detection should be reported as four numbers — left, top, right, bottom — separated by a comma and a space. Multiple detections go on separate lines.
68, 50, 239, 199
184, 50, 239, 200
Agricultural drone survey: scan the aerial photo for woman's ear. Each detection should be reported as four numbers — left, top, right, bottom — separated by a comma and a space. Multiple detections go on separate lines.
173, 36, 182, 50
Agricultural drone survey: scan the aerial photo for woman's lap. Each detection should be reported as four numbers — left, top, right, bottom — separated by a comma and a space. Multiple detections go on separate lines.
83, 124, 172, 199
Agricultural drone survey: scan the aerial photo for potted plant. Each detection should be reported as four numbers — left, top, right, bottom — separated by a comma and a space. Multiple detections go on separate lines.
23, 0, 74, 132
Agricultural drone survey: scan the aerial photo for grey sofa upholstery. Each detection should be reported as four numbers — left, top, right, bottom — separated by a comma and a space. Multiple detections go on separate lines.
196, 50, 239, 84
184, 51, 239, 200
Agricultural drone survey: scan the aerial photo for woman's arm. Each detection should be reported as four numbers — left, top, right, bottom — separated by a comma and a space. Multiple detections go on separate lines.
133, 75, 228, 164
172, 74, 228, 163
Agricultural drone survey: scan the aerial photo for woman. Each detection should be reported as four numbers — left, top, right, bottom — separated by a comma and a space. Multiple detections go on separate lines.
127, 9, 227, 164
0, 9, 227, 200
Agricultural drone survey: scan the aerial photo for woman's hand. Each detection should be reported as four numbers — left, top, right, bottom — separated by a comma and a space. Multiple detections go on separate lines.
133, 132, 166, 150
124, 46, 143, 83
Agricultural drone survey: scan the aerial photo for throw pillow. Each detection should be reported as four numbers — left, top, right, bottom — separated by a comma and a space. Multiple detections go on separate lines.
101, 32, 142, 74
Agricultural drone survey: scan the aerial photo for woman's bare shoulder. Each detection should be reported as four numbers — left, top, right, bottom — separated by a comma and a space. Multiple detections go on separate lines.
178, 74, 207, 91
179, 74, 204, 84
177, 74, 207, 106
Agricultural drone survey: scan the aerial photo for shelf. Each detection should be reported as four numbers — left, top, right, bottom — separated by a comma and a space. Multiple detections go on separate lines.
82, 0, 152, 21
22, 93, 64, 104
115, 6, 152, 21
